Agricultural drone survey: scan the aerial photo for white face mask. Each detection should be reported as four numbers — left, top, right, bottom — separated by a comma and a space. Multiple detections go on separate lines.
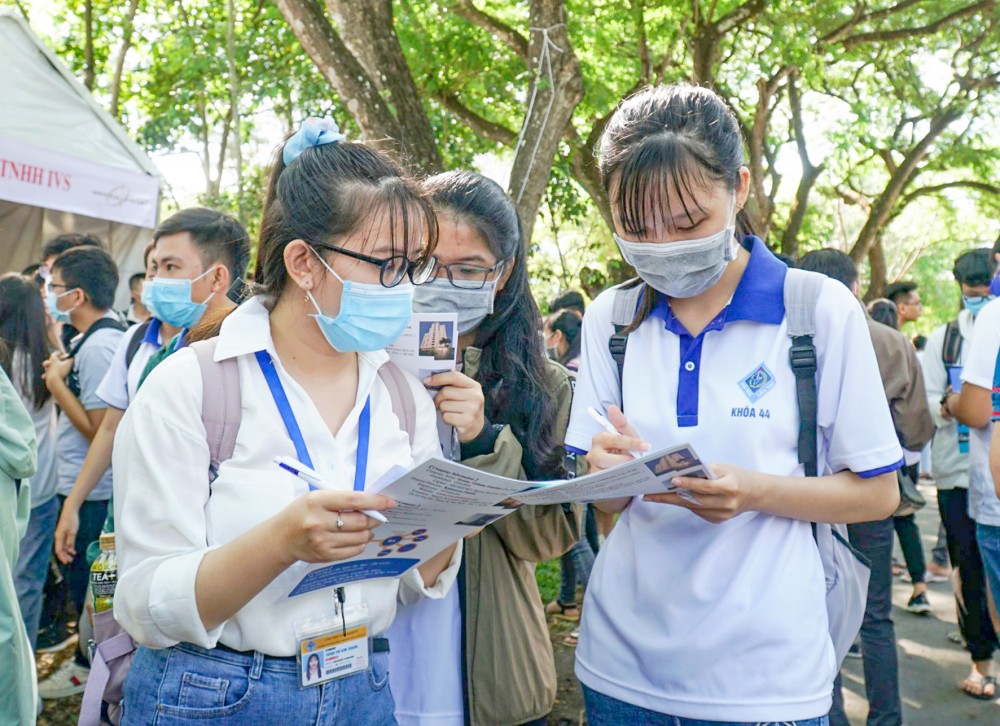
412, 277, 499, 335
613, 197, 738, 298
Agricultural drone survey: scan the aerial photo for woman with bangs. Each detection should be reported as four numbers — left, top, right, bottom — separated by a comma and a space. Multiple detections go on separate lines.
564, 86, 902, 725
111, 119, 460, 724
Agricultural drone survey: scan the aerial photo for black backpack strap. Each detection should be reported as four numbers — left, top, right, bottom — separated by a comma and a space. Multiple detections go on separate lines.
941, 320, 962, 367
783, 269, 824, 478
124, 320, 152, 370
66, 317, 128, 397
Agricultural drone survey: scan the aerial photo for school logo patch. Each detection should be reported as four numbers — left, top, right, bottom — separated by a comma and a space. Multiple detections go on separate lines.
739, 363, 776, 403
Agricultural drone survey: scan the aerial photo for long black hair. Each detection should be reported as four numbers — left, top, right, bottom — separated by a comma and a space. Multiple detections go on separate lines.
0, 273, 52, 409
546, 310, 582, 367
599, 84, 755, 332
424, 171, 562, 480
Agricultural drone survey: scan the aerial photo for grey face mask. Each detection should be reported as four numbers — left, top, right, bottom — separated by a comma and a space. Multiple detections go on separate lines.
613, 198, 739, 298
412, 277, 498, 335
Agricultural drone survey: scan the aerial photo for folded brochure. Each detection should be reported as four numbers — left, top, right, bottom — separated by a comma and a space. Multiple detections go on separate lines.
286, 443, 712, 595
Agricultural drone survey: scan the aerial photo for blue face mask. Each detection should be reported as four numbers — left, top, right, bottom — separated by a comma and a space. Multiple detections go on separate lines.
143, 267, 219, 328
990, 274, 1000, 298
963, 294, 994, 317
44, 284, 77, 324
307, 251, 413, 353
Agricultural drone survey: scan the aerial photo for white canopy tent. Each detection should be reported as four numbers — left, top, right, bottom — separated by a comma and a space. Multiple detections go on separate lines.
0, 7, 161, 307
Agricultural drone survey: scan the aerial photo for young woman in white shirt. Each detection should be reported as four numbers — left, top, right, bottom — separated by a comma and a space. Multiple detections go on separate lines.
564, 85, 903, 725
112, 119, 459, 725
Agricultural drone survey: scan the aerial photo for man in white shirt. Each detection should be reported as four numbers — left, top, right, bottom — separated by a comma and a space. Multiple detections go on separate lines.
43, 209, 248, 699
942, 239, 1000, 699
922, 248, 998, 698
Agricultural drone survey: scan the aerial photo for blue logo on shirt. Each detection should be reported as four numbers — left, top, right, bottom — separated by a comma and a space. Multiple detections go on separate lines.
739, 364, 776, 403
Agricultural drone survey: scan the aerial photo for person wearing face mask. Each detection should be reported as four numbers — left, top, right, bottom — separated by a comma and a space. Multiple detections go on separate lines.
109, 119, 460, 724
386, 171, 582, 726
566, 85, 902, 725
35, 247, 126, 697
49, 209, 249, 609
544, 310, 583, 374
920, 247, 999, 700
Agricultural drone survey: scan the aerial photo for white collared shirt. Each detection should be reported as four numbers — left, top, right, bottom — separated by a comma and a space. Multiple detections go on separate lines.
565, 240, 901, 722
112, 297, 460, 656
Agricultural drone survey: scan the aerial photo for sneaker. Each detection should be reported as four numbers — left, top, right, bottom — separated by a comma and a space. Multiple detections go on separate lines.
926, 562, 952, 583
948, 630, 967, 646
845, 642, 863, 659
906, 592, 933, 615
38, 659, 89, 699
35, 626, 78, 654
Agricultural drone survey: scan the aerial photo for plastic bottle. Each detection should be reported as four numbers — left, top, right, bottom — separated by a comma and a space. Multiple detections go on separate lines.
90, 533, 118, 613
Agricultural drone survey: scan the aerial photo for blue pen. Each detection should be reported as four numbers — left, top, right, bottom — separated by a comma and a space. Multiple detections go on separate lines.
274, 456, 389, 524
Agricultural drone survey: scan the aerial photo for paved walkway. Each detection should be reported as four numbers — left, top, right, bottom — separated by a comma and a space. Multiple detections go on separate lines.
840, 483, 999, 724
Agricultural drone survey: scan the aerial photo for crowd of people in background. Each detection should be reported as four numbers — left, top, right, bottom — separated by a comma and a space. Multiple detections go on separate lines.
2, 81, 1000, 726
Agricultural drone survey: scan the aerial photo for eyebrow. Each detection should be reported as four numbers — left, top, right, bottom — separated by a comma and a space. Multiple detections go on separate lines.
444, 254, 495, 266
156, 255, 184, 265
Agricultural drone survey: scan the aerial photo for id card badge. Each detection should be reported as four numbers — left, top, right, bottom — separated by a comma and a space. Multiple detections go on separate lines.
295, 601, 371, 688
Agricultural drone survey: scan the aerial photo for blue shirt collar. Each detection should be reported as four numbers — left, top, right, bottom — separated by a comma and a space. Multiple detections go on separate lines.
144, 317, 163, 348
650, 236, 787, 334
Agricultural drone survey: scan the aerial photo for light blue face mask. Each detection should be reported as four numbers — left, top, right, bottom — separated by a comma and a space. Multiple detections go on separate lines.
44, 284, 77, 324
143, 267, 219, 328
307, 250, 413, 353
963, 294, 994, 317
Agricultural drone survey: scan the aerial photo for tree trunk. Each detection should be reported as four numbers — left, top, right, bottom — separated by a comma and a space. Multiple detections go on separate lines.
865, 235, 888, 302
848, 104, 963, 264
109, 0, 140, 119
273, 0, 441, 172
508, 0, 584, 244
83, 0, 95, 91
226, 0, 245, 219
781, 73, 823, 258
327, 0, 442, 173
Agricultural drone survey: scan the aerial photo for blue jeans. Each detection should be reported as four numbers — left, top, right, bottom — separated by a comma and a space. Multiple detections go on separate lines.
976, 523, 1000, 621
582, 683, 828, 725
122, 643, 396, 724
830, 517, 900, 726
13, 496, 60, 649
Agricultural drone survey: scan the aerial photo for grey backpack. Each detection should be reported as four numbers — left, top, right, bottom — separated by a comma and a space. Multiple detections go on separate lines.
81, 338, 417, 725
607, 268, 870, 667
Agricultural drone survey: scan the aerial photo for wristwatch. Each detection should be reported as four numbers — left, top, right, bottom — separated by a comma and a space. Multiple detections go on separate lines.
940, 391, 955, 414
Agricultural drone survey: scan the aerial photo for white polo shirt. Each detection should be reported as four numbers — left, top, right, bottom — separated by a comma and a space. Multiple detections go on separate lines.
960, 297, 1000, 526
565, 238, 902, 722
95, 318, 164, 410
112, 296, 461, 656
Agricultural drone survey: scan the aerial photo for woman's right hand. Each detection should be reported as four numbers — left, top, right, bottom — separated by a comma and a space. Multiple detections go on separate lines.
586, 405, 650, 473
54, 503, 80, 564
274, 490, 396, 565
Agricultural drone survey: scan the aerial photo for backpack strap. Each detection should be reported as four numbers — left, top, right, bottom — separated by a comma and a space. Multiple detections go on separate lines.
66, 317, 128, 396
377, 361, 416, 447
941, 320, 963, 367
608, 280, 644, 392
124, 320, 152, 370
190, 339, 242, 481
783, 268, 825, 478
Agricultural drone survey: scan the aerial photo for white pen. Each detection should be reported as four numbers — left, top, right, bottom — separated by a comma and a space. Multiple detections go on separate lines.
274, 456, 389, 524
586, 407, 702, 504
587, 406, 646, 459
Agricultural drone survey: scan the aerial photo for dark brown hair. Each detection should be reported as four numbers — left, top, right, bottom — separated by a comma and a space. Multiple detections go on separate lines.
256, 138, 437, 298
600, 84, 755, 331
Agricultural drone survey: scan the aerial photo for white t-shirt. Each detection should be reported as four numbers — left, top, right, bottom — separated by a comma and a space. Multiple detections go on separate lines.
565, 239, 902, 722
959, 297, 1000, 525
95, 319, 164, 410
112, 297, 461, 655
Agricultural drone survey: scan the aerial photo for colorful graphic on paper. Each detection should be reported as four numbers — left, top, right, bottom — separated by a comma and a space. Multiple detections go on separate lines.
376, 529, 430, 557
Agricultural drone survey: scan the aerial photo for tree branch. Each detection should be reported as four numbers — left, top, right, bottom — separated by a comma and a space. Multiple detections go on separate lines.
453, 0, 529, 60
842, 1, 996, 49
902, 180, 1000, 205
715, 0, 767, 34
436, 93, 516, 144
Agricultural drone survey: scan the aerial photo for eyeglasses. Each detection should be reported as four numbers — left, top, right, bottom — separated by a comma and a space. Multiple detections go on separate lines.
310, 242, 437, 288
44, 280, 78, 296
432, 260, 507, 290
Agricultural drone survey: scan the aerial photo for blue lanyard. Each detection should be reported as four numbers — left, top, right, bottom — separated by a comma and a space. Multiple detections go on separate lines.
255, 350, 370, 492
